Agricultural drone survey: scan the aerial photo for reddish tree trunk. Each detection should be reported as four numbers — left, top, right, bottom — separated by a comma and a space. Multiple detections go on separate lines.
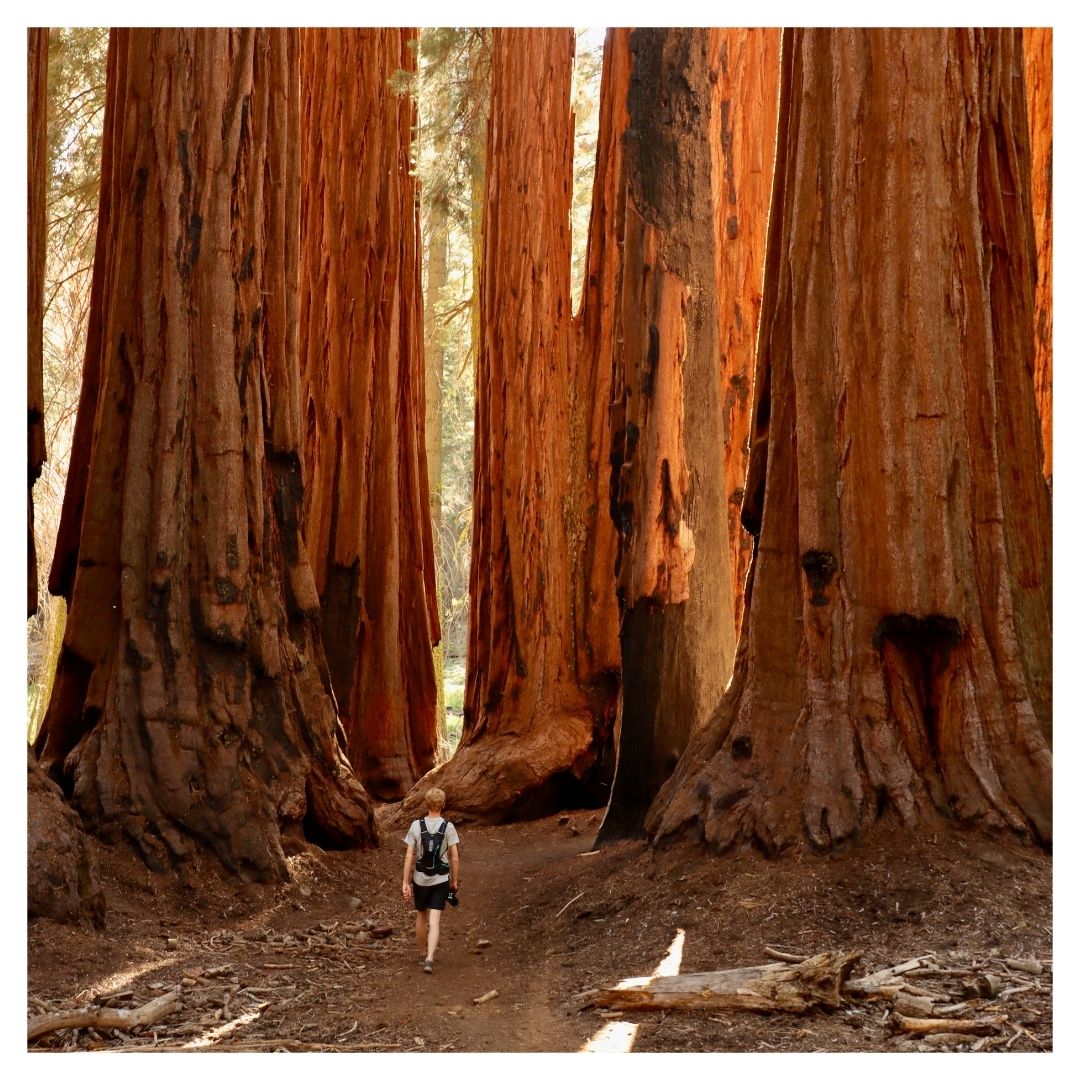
648, 29, 1051, 855
28, 27, 49, 617
599, 28, 767, 842
424, 196, 447, 533
35, 29, 376, 881
298, 29, 440, 800
567, 27, 628, 734
424, 202, 449, 758
1023, 28, 1052, 481
712, 29, 781, 636
406, 28, 614, 822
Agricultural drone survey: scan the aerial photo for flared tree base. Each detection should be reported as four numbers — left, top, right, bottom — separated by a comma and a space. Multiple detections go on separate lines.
401, 711, 612, 824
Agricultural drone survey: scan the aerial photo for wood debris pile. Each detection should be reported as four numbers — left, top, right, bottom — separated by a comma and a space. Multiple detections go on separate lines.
27, 916, 400, 1052
579, 947, 1051, 1051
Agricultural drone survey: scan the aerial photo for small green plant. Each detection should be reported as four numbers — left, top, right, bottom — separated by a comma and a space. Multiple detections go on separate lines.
445, 711, 463, 753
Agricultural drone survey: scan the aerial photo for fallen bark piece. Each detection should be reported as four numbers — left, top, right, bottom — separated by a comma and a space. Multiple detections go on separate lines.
924, 1032, 977, 1046
934, 1003, 973, 1017
1004, 958, 1043, 976
589, 951, 861, 1014
473, 990, 499, 1006
847, 981, 906, 1002
890, 1015, 1002, 1037
28, 989, 181, 1042
893, 992, 935, 1018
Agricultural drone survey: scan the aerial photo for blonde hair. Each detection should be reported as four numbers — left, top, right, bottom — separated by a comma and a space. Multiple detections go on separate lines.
424, 787, 447, 812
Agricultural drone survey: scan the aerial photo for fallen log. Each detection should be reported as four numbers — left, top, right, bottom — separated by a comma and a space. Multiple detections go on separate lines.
28, 989, 181, 1042
889, 1015, 1002, 1037
1003, 958, 1043, 976
588, 951, 861, 1014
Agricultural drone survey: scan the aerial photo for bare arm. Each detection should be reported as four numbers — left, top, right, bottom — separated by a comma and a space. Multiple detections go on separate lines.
449, 844, 459, 890
402, 842, 415, 901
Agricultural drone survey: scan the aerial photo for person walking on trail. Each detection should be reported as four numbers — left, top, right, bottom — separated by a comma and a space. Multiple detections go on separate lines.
402, 788, 459, 974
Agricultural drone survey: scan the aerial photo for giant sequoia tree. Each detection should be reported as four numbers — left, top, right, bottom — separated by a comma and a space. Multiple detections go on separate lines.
567, 27, 627, 735
406, 28, 617, 821
648, 28, 1052, 854
598, 28, 779, 842
28, 27, 48, 617
298, 28, 440, 800
34, 29, 376, 881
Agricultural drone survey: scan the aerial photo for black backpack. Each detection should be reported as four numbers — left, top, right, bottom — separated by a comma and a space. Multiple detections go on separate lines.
415, 818, 450, 875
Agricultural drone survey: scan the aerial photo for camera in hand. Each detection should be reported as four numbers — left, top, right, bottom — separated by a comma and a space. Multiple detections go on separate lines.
447, 887, 459, 907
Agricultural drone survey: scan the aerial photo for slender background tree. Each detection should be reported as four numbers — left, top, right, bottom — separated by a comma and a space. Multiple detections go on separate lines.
28, 28, 49, 618
27, 28, 110, 741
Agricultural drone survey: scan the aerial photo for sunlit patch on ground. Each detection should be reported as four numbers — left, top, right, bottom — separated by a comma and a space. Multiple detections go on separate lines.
580, 928, 685, 1053
82, 959, 176, 1003
181, 1007, 263, 1050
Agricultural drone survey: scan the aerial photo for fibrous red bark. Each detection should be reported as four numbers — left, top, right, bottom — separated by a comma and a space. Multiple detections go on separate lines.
1023, 28, 1052, 481
28, 27, 49, 617
406, 28, 615, 821
712, 29, 781, 636
648, 29, 1051, 854
298, 29, 440, 800
568, 27, 627, 710
599, 29, 760, 842
35, 29, 376, 881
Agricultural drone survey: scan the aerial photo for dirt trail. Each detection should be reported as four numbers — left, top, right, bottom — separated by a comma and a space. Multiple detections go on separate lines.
377, 810, 600, 1051
28, 808, 1052, 1053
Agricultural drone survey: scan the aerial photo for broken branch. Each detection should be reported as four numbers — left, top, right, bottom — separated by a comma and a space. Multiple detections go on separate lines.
28, 989, 181, 1042
889, 1015, 1002, 1037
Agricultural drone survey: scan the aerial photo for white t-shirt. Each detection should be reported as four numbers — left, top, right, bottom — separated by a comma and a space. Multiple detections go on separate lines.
403, 816, 460, 886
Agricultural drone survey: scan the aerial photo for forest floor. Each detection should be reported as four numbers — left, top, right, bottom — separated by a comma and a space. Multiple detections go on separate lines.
28, 806, 1052, 1054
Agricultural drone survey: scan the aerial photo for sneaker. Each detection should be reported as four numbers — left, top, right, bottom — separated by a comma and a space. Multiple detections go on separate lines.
422, 960, 434, 975
417, 955, 425, 966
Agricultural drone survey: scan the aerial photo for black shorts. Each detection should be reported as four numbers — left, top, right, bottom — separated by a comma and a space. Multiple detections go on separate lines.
413, 881, 451, 911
